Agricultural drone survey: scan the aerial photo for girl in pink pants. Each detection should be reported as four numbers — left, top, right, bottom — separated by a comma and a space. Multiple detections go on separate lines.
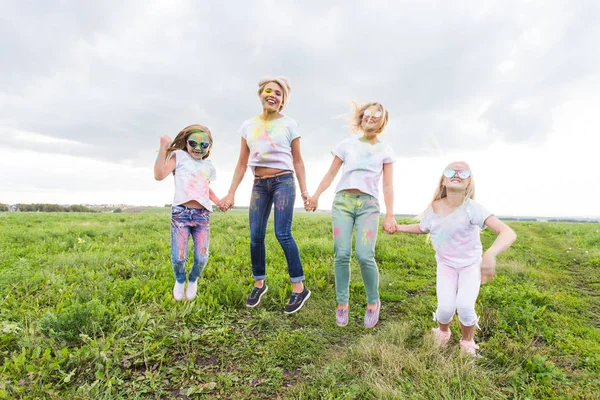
394, 161, 516, 355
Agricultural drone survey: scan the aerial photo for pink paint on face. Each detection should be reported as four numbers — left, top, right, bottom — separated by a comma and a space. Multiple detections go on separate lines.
333, 227, 341, 237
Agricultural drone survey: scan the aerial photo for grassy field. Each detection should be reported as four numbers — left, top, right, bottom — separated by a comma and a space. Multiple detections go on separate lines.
0, 211, 599, 399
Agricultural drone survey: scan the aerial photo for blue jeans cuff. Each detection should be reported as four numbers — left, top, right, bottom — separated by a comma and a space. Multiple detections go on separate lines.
253, 275, 266, 281
290, 275, 305, 283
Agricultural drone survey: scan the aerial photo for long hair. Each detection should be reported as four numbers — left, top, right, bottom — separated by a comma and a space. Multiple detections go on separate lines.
165, 124, 213, 161
257, 76, 292, 111
425, 166, 475, 212
348, 101, 389, 135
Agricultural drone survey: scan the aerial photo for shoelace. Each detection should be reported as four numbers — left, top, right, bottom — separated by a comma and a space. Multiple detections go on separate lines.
250, 288, 260, 297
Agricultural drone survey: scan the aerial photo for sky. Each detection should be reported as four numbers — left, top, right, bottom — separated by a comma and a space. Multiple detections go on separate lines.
1, 0, 599, 217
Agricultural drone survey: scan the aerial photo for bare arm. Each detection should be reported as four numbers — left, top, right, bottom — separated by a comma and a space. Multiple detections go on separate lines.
291, 138, 309, 203
483, 216, 517, 255
481, 215, 517, 283
306, 156, 343, 211
221, 137, 250, 209
209, 188, 221, 205
154, 136, 175, 180
381, 162, 395, 234
313, 156, 342, 194
395, 223, 427, 234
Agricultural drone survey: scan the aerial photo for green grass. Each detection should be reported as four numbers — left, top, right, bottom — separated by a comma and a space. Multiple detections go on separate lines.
0, 212, 599, 399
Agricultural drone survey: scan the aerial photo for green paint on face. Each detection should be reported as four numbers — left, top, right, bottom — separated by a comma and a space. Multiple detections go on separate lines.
189, 132, 209, 144
187, 132, 211, 158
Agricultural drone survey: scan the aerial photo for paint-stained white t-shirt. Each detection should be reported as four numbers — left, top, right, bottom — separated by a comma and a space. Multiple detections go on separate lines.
419, 199, 493, 268
333, 137, 396, 199
239, 115, 300, 174
170, 150, 216, 210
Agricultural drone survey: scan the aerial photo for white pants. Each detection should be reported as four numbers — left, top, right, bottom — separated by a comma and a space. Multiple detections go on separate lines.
435, 260, 481, 326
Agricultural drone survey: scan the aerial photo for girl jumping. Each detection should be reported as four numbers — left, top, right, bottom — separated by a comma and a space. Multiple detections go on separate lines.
394, 161, 516, 355
306, 102, 397, 328
154, 124, 222, 301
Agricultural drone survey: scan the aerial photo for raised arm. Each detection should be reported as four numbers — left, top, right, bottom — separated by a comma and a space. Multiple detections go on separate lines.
154, 136, 176, 181
306, 156, 343, 211
381, 162, 395, 234
291, 138, 309, 205
481, 215, 517, 283
221, 137, 250, 210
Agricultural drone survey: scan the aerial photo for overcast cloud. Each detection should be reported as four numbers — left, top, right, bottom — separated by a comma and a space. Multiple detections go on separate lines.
1, 0, 599, 216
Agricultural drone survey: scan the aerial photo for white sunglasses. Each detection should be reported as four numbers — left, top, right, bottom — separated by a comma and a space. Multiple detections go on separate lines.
364, 109, 382, 118
443, 169, 471, 179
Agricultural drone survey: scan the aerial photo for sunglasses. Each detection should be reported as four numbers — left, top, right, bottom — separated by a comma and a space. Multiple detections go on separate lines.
443, 169, 471, 179
187, 140, 210, 149
364, 109, 382, 118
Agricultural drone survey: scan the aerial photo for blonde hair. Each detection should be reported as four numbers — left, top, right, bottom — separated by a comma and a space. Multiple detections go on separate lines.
349, 101, 389, 135
426, 162, 475, 211
165, 124, 214, 161
257, 76, 292, 111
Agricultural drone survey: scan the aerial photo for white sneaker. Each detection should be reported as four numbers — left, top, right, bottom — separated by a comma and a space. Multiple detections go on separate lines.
186, 280, 198, 301
173, 282, 185, 301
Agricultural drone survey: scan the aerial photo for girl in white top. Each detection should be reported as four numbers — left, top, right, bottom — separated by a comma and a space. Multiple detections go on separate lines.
154, 124, 223, 302
306, 102, 397, 328
221, 77, 312, 315
394, 161, 516, 355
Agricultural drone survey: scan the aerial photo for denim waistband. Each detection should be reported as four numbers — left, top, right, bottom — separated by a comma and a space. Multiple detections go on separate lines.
254, 171, 294, 181
172, 204, 209, 213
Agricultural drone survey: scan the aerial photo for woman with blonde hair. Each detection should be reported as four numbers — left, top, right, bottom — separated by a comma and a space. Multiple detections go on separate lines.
221, 77, 311, 314
393, 161, 516, 355
306, 102, 397, 328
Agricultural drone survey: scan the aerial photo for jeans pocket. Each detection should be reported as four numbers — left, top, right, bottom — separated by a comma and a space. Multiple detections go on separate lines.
172, 206, 186, 217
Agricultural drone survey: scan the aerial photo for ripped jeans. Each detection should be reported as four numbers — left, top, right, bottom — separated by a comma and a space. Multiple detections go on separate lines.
170, 205, 211, 284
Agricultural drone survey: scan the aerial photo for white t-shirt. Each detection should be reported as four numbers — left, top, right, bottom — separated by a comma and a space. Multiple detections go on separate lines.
170, 150, 216, 211
419, 199, 493, 268
238, 115, 300, 174
332, 137, 396, 199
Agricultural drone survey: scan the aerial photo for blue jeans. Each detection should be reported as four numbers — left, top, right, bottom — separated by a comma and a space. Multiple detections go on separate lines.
171, 205, 211, 283
249, 173, 304, 283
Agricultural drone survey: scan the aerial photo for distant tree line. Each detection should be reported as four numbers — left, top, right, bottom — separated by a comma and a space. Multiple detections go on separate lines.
0, 204, 8, 212
11, 204, 96, 213
547, 218, 600, 223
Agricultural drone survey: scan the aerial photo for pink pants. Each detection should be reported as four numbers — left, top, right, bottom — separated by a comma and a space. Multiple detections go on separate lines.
434, 260, 481, 326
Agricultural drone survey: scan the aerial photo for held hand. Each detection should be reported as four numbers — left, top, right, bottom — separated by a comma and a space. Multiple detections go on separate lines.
382, 215, 396, 234
301, 191, 311, 208
303, 198, 312, 212
394, 224, 404, 233
481, 250, 497, 284
159, 135, 172, 150
221, 193, 235, 211
217, 200, 228, 213
306, 195, 318, 212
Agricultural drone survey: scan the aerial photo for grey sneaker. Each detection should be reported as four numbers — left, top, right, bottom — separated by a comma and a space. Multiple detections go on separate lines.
364, 300, 381, 328
336, 308, 349, 327
246, 285, 268, 308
